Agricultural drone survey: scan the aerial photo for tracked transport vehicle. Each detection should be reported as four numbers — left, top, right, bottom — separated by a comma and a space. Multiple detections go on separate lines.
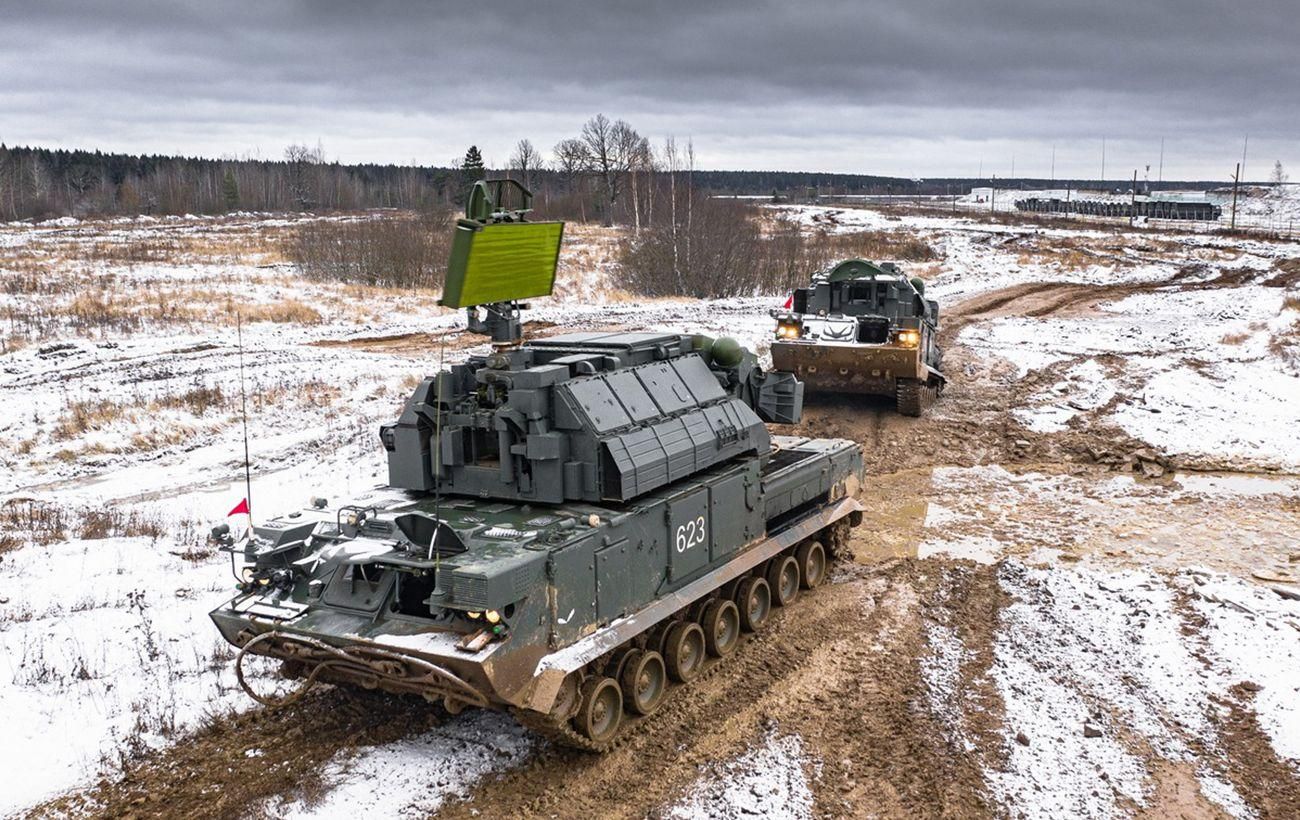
771, 259, 944, 416
210, 181, 865, 749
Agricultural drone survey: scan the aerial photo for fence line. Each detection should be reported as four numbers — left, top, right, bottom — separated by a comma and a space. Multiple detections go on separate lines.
812, 194, 1298, 239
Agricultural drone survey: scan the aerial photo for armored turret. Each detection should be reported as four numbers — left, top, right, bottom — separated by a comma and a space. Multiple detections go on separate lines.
381, 331, 803, 503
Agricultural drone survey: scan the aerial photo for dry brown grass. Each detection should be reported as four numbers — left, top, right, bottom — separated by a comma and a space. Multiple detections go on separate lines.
76, 507, 168, 541
0, 498, 167, 552
256, 377, 343, 410
1283, 295, 1300, 312
52, 384, 230, 441
1221, 332, 1250, 345
819, 229, 938, 263
1269, 318, 1300, 373
0, 498, 68, 548
53, 399, 130, 440
239, 298, 322, 324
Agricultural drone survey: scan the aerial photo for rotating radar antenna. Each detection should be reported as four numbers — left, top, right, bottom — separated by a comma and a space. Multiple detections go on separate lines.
440, 179, 565, 344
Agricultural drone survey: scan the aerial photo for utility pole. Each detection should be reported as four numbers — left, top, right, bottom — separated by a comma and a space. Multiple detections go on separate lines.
1101, 137, 1106, 185
1158, 137, 1164, 184
991, 175, 997, 212
1129, 170, 1138, 227
1230, 162, 1241, 230
1241, 136, 1249, 183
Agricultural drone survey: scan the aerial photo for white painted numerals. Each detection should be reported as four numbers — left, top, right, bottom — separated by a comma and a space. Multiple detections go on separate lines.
675, 516, 707, 553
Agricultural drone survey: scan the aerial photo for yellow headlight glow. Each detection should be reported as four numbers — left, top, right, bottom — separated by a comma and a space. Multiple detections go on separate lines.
776, 322, 802, 339
466, 611, 482, 620
896, 330, 920, 347
485, 610, 502, 624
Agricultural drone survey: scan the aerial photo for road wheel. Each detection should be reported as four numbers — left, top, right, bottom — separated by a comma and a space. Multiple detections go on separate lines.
575, 676, 623, 743
767, 555, 801, 607
735, 576, 771, 632
664, 622, 706, 683
701, 599, 741, 658
620, 649, 667, 716
796, 540, 828, 589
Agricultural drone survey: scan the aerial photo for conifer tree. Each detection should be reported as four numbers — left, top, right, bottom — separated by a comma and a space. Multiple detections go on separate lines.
461, 145, 486, 188
222, 168, 240, 210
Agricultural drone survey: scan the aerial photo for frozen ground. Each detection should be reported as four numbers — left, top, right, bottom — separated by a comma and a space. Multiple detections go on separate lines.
2, 208, 1298, 818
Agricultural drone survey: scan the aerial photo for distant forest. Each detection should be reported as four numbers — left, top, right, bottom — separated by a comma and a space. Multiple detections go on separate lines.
0, 132, 1227, 223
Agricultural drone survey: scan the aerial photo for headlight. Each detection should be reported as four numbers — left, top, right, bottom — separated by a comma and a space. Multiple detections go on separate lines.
896, 330, 920, 347
485, 610, 502, 624
776, 322, 802, 339
466, 610, 482, 620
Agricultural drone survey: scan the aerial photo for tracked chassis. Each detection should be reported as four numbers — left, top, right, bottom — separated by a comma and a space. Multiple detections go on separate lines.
211, 436, 862, 748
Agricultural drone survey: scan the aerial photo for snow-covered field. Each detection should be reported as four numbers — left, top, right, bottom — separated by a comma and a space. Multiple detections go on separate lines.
2, 206, 1298, 818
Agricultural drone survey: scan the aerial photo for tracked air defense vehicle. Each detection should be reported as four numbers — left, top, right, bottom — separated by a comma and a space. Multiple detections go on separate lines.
770, 259, 944, 416
210, 181, 865, 749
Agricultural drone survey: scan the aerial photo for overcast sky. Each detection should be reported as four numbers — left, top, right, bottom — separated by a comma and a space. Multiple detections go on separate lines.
1, 0, 1295, 181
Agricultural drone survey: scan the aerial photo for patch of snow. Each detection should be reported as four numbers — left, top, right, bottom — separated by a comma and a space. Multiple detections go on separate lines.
664, 729, 815, 820
917, 535, 1003, 564
264, 711, 533, 819
961, 284, 1300, 470
991, 562, 1252, 817
921, 620, 975, 753
0, 535, 273, 815
1014, 359, 1117, 433
1184, 574, 1300, 762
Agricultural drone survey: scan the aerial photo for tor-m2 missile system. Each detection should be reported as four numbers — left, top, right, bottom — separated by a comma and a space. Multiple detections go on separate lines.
770, 259, 945, 416
210, 181, 865, 749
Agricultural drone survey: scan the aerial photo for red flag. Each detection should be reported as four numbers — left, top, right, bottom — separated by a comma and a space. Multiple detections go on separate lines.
227, 498, 250, 517
782, 293, 793, 310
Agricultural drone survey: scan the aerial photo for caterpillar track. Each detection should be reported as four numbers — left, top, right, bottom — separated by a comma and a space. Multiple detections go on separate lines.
896, 378, 941, 417
514, 521, 850, 751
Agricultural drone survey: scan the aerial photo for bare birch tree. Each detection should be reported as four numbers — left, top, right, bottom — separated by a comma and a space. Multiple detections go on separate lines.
578, 114, 643, 226
553, 137, 589, 222
509, 139, 541, 190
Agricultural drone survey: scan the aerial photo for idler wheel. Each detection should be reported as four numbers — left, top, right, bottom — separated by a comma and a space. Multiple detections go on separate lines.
576, 677, 623, 743
796, 540, 828, 590
551, 672, 582, 720
767, 555, 801, 607
735, 577, 771, 632
620, 649, 667, 715
664, 622, 706, 683
701, 599, 741, 658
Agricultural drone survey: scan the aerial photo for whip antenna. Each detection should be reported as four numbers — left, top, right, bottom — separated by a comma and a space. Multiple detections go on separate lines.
430, 332, 447, 561
236, 312, 253, 524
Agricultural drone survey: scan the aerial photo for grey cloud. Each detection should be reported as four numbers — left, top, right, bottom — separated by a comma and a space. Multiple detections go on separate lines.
0, 0, 1295, 178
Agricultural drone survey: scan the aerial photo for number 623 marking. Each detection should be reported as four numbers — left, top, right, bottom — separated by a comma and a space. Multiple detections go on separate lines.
675, 516, 707, 553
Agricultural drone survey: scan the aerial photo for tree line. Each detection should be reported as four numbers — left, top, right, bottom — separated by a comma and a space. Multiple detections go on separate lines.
0, 119, 918, 223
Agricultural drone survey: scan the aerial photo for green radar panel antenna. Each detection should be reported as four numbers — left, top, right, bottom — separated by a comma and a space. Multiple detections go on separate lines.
441, 179, 564, 344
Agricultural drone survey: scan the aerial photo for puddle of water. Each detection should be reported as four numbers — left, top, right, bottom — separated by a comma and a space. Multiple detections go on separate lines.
1173, 471, 1300, 497
849, 469, 932, 563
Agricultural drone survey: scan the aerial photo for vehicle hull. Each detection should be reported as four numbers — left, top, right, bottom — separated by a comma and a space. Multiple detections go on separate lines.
771, 339, 939, 396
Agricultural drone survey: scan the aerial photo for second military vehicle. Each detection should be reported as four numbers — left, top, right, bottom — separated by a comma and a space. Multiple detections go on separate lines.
211, 181, 865, 750
770, 258, 944, 416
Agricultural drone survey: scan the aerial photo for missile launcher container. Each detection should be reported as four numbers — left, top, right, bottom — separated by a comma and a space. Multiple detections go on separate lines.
210, 181, 865, 749
771, 259, 945, 415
